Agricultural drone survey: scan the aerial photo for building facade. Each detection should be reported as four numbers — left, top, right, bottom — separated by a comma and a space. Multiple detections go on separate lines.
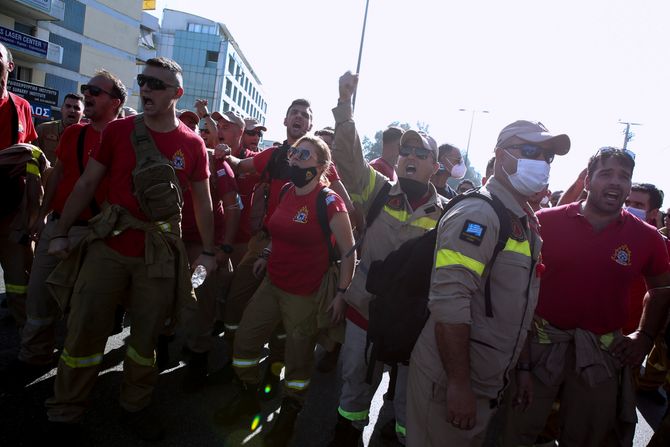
1, 0, 144, 120
157, 9, 266, 124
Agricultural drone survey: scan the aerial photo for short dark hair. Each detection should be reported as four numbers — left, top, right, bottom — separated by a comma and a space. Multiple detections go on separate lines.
587, 147, 635, 179
382, 126, 403, 145
145, 57, 183, 87
458, 179, 475, 189
315, 127, 334, 138
485, 156, 495, 178
94, 69, 127, 113
631, 183, 664, 211
285, 98, 311, 116
438, 143, 460, 160
63, 93, 84, 103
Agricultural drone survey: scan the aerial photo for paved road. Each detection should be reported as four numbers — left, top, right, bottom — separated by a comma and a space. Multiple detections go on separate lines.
0, 296, 665, 446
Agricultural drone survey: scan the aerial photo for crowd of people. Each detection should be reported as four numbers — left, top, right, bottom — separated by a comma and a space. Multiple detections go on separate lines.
1, 41, 670, 447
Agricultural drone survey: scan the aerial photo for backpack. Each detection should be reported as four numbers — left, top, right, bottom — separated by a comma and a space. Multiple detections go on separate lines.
248, 144, 292, 233
130, 115, 184, 222
364, 190, 512, 395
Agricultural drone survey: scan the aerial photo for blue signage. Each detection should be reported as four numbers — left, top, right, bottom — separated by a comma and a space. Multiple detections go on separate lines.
0, 26, 48, 58
31, 103, 52, 120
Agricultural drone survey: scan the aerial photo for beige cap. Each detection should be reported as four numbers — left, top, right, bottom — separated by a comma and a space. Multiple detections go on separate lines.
401, 130, 438, 158
212, 111, 245, 129
496, 120, 570, 155
244, 118, 267, 132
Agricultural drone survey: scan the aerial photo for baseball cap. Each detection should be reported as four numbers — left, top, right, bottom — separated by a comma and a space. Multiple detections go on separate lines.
401, 130, 438, 159
496, 120, 570, 155
212, 111, 245, 129
244, 118, 267, 132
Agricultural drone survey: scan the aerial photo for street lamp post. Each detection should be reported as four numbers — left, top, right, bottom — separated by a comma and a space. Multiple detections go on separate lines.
458, 108, 490, 159
352, 0, 371, 111
618, 120, 641, 150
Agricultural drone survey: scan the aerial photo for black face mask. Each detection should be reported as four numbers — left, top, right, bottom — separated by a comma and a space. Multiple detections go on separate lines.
398, 177, 429, 202
289, 165, 318, 188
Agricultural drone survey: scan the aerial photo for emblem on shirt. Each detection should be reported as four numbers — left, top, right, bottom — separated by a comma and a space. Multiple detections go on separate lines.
293, 206, 309, 223
217, 168, 227, 177
172, 149, 185, 170
612, 245, 632, 266
325, 194, 336, 205
387, 196, 403, 210
510, 218, 527, 241
459, 220, 487, 246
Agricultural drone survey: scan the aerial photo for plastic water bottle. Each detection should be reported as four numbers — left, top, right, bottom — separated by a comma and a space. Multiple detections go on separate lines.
191, 265, 207, 289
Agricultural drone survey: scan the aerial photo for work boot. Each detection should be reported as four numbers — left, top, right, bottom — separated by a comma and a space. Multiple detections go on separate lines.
214, 381, 261, 427
156, 334, 173, 371
182, 351, 208, 393
328, 414, 362, 447
259, 361, 282, 401
264, 396, 302, 447
317, 343, 341, 373
380, 418, 397, 439
121, 406, 165, 442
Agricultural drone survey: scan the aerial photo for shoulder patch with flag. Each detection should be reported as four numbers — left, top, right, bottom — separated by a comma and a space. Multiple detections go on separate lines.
459, 220, 487, 246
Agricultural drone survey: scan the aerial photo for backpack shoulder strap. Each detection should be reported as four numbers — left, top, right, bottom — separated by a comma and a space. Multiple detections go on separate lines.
75, 125, 101, 216
365, 180, 392, 229
317, 187, 338, 263
130, 114, 167, 171
278, 182, 292, 202
8, 94, 19, 145
260, 144, 286, 183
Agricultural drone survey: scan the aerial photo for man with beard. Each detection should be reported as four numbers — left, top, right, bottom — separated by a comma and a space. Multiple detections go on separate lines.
328, 71, 447, 446
2, 71, 126, 387
36, 93, 84, 164
501, 148, 670, 447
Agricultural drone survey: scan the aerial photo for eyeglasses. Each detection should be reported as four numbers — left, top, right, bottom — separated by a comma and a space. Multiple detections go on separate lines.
136, 74, 177, 90
595, 146, 636, 161
288, 146, 313, 161
399, 146, 432, 160
245, 130, 263, 137
506, 144, 555, 164
80, 84, 118, 99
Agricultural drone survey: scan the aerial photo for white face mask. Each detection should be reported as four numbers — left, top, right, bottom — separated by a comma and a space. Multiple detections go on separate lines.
503, 150, 551, 196
450, 161, 467, 179
625, 206, 646, 220
540, 196, 550, 207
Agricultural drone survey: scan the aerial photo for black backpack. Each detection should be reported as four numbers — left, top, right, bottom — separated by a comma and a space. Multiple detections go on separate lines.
364, 190, 511, 395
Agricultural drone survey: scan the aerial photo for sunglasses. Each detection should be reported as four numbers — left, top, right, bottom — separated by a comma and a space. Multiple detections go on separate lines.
399, 146, 433, 160
506, 144, 555, 164
288, 146, 313, 161
136, 74, 176, 90
245, 130, 263, 137
595, 146, 636, 161
80, 84, 118, 98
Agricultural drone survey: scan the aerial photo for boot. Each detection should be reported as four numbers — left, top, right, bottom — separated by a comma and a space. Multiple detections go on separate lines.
214, 381, 261, 427
264, 396, 302, 447
328, 414, 362, 447
182, 351, 208, 393
317, 343, 341, 373
156, 334, 173, 371
259, 361, 282, 401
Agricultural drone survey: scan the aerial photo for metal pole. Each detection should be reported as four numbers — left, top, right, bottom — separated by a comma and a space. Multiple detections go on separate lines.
623, 123, 630, 150
352, 0, 371, 111
465, 110, 475, 159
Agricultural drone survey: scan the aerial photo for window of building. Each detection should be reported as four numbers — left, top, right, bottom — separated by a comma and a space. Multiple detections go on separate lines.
233, 86, 237, 102
225, 79, 232, 96
223, 101, 229, 112
228, 55, 235, 75
15, 65, 32, 82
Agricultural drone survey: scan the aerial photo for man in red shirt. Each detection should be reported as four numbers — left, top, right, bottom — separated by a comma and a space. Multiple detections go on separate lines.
45, 57, 216, 441
2, 71, 125, 385
0, 43, 39, 332
369, 126, 402, 182
501, 148, 670, 446
242, 117, 265, 151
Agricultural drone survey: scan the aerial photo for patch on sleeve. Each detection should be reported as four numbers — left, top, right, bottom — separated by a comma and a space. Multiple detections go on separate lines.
325, 194, 337, 205
217, 168, 228, 177
459, 220, 487, 246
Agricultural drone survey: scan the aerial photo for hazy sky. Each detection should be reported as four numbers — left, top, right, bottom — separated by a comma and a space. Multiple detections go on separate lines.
150, 0, 670, 205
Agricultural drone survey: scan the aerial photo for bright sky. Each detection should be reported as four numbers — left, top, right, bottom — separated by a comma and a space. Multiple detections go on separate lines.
150, 0, 670, 206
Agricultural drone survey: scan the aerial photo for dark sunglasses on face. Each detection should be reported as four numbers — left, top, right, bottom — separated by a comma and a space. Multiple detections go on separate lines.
399, 146, 432, 160
288, 146, 312, 161
595, 146, 636, 161
136, 74, 176, 90
245, 130, 263, 137
80, 84, 118, 98
506, 144, 555, 164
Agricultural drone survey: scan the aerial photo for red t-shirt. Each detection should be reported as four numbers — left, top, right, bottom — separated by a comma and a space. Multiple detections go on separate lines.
535, 203, 670, 334
181, 157, 237, 244
0, 93, 37, 149
267, 184, 347, 295
234, 147, 260, 243
370, 157, 397, 182
52, 123, 107, 220
252, 144, 341, 228
91, 117, 209, 257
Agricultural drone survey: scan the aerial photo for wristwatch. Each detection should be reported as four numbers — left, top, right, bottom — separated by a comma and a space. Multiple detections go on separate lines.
220, 244, 234, 254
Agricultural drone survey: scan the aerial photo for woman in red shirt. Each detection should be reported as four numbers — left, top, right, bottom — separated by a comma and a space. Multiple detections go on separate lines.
217, 135, 355, 445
